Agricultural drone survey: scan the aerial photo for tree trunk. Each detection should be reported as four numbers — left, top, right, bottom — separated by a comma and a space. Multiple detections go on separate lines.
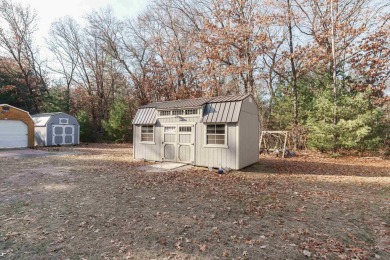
331, 0, 338, 152
287, 0, 298, 149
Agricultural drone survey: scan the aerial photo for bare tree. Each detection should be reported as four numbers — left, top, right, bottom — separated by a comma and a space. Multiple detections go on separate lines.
0, 0, 48, 112
47, 17, 80, 113
48, 14, 125, 139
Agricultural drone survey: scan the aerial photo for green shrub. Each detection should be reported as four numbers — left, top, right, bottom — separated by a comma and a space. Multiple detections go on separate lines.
77, 110, 94, 142
102, 99, 132, 142
307, 88, 384, 153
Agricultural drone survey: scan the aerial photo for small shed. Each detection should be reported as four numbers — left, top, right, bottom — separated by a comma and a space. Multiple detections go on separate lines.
32, 112, 80, 146
132, 94, 259, 170
0, 104, 35, 148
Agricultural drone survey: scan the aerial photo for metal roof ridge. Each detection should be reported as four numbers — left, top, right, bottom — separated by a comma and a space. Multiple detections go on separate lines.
141, 94, 251, 108
32, 112, 63, 117
206, 93, 251, 103
144, 96, 211, 104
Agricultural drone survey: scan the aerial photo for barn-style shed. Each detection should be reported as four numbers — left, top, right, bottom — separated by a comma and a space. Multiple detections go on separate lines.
32, 112, 80, 146
133, 94, 259, 170
0, 104, 35, 149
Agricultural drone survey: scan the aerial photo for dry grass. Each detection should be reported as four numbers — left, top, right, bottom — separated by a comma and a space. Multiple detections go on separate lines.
0, 144, 389, 259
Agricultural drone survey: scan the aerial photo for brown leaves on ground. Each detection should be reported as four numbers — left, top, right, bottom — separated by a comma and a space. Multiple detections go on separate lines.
0, 144, 389, 259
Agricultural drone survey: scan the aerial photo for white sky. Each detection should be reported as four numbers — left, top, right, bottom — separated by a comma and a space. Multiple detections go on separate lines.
17, 0, 150, 50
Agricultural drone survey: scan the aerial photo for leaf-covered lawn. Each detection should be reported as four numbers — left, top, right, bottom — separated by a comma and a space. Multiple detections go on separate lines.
0, 144, 389, 259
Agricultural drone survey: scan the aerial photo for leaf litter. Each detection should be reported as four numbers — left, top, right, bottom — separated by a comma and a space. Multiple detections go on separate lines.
0, 144, 388, 259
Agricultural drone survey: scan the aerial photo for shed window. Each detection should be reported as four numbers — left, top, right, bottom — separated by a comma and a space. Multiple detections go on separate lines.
160, 110, 171, 116
179, 126, 191, 132
164, 127, 176, 133
141, 125, 154, 142
59, 118, 69, 124
185, 109, 197, 115
172, 110, 184, 116
206, 124, 225, 145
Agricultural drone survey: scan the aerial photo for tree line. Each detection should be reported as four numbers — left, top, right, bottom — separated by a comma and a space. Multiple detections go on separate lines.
0, 0, 389, 154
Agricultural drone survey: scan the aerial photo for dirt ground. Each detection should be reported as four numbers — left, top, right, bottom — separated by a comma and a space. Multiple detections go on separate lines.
0, 144, 389, 259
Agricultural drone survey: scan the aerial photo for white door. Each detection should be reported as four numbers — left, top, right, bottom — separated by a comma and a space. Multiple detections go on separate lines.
163, 126, 176, 161
52, 125, 74, 145
0, 120, 28, 148
177, 126, 194, 163
162, 124, 195, 163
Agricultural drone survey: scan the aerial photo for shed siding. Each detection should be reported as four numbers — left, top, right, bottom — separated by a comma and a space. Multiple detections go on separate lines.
134, 125, 162, 161
34, 126, 47, 146
238, 97, 259, 169
195, 123, 237, 169
158, 116, 199, 124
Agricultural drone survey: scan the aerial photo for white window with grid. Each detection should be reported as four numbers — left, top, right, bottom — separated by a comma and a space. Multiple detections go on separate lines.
141, 125, 154, 142
159, 110, 171, 116
185, 109, 198, 115
172, 110, 184, 116
206, 124, 226, 145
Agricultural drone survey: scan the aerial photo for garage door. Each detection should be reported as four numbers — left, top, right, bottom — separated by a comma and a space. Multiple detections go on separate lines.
0, 120, 28, 148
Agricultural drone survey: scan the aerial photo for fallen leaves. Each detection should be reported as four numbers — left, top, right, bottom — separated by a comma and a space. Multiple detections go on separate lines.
0, 144, 389, 259
303, 249, 312, 257
199, 244, 207, 252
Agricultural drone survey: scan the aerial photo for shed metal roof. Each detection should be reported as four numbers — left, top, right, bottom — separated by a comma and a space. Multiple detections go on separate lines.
32, 112, 63, 126
32, 116, 51, 127
141, 94, 250, 109
133, 94, 251, 125
32, 112, 63, 117
32, 112, 75, 126
201, 101, 243, 123
141, 97, 213, 109
132, 107, 157, 125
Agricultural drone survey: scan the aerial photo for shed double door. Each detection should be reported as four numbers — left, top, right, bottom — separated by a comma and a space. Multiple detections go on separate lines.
162, 124, 194, 163
52, 125, 74, 145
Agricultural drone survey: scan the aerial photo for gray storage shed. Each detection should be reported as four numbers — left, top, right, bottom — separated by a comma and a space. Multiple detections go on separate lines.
132, 94, 259, 170
32, 112, 80, 146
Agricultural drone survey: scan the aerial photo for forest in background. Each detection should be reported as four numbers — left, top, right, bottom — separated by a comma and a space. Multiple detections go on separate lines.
0, 0, 389, 155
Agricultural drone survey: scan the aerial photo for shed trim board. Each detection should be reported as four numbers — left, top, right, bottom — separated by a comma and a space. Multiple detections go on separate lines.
133, 94, 259, 170
236, 120, 240, 169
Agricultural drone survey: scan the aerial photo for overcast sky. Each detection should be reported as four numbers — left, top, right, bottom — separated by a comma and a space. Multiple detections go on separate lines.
18, 0, 150, 50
